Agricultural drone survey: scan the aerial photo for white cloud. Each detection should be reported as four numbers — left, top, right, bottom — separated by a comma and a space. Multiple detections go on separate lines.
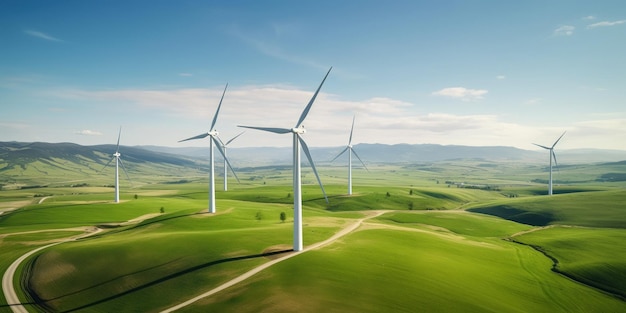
75, 130, 102, 136
178, 73, 193, 77
47, 85, 626, 150
23, 30, 63, 42
496, 75, 506, 80
582, 15, 596, 20
587, 20, 626, 29
554, 25, 575, 36
432, 87, 488, 101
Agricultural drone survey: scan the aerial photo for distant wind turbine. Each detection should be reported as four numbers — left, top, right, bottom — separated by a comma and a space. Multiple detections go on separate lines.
218, 131, 245, 191
332, 115, 368, 195
100, 127, 132, 203
239, 67, 331, 252
533, 131, 566, 195
179, 84, 239, 213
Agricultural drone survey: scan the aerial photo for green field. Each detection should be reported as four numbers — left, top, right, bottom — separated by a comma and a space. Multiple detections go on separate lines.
1, 160, 625, 312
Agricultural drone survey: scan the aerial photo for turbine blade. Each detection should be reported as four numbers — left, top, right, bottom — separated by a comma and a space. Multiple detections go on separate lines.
331, 146, 349, 162
225, 131, 245, 146
532, 143, 551, 150
552, 131, 566, 148
351, 148, 369, 172
213, 136, 240, 183
116, 126, 122, 152
295, 67, 332, 128
217, 136, 226, 147
298, 135, 328, 203
210, 83, 228, 131
98, 157, 115, 173
118, 157, 134, 188
238, 125, 291, 134
552, 150, 559, 169
178, 132, 210, 142
348, 115, 355, 145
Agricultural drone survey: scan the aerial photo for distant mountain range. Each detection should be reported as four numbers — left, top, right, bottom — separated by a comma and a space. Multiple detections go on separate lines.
2, 141, 626, 180
141, 143, 626, 165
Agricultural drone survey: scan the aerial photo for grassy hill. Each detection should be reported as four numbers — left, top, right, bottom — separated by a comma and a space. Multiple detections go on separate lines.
1, 142, 625, 312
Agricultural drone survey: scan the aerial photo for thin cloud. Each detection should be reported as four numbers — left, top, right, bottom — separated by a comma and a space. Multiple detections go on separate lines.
228, 25, 328, 72
75, 130, 102, 136
496, 75, 506, 80
582, 15, 596, 20
554, 25, 575, 36
178, 73, 193, 77
524, 98, 542, 106
587, 20, 626, 29
24, 30, 63, 42
432, 87, 488, 101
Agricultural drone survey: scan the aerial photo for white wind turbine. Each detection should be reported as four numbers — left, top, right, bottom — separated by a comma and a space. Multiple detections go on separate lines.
179, 84, 239, 213
218, 131, 245, 191
100, 127, 132, 203
533, 131, 566, 195
239, 67, 331, 252
332, 115, 368, 195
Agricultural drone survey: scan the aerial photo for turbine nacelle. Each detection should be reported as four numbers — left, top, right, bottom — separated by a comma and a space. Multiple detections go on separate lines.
209, 130, 219, 137
291, 126, 306, 134
114, 152, 121, 157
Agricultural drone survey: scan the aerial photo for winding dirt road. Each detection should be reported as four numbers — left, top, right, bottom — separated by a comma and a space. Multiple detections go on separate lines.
2, 212, 159, 313
160, 210, 388, 313
2, 227, 102, 313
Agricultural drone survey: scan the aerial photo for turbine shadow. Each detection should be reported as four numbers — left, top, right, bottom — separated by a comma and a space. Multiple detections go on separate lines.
32, 249, 292, 312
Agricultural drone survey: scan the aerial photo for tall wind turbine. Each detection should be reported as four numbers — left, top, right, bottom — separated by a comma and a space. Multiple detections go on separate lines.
332, 115, 368, 195
239, 67, 331, 252
533, 131, 566, 195
179, 84, 239, 213
218, 131, 245, 191
101, 127, 131, 203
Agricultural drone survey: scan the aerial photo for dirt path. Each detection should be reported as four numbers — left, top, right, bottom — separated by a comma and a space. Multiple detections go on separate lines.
159, 210, 389, 313
37, 196, 51, 204
2, 227, 102, 313
1, 212, 161, 313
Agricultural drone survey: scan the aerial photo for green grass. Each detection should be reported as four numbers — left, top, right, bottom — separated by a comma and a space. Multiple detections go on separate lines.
180, 221, 625, 312
467, 190, 626, 228
515, 226, 626, 299
1, 161, 625, 312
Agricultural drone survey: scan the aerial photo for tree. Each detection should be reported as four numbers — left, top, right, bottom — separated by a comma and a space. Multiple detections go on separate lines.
386, 192, 391, 197
256, 211, 263, 221
134, 194, 138, 199
280, 212, 286, 223
160, 207, 165, 213
409, 189, 413, 195
408, 202, 414, 210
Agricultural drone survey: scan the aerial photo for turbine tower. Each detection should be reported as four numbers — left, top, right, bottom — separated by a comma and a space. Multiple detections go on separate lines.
533, 131, 566, 195
101, 127, 131, 203
239, 67, 331, 252
218, 131, 245, 191
332, 115, 368, 195
179, 84, 239, 213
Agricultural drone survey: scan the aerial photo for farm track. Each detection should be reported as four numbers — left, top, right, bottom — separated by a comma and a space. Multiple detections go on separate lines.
159, 210, 389, 313
1, 211, 161, 313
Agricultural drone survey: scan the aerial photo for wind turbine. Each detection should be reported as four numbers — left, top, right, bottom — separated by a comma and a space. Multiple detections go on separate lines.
100, 127, 132, 203
239, 67, 331, 252
533, 131, 566, 195
218, 131, 245, 191
179, 84, 239, 213
332, 115, 368, 195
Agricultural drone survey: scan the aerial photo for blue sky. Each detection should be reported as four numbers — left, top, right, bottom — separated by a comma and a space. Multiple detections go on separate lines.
1, 0, 625, 150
